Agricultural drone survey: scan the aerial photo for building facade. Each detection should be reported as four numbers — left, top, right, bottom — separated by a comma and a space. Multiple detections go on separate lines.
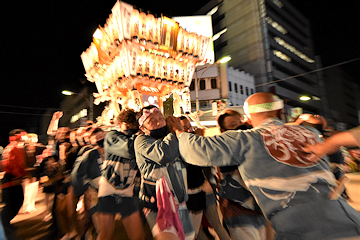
195, 0, 324, 115
189, 63, 255, 124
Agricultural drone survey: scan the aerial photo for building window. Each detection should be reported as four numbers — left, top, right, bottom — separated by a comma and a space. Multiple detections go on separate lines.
200, 101, 207, 108
274, 37, 314, 63
200, 79, 206, 90
266, 17, 287, 34
190, 81, 195, 91
246, 87, 249, 96
211, 78, 217, 89
251, 88, 254, 94
234, 83, 238, 93
273, 50, 291, 62
228, 81, 232, 92
272, 0, 283, 8
240, 85, 243, 94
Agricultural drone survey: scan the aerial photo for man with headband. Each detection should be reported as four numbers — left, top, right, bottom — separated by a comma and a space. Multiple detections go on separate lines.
135, 105, 194, 240
167, 92, 360, 239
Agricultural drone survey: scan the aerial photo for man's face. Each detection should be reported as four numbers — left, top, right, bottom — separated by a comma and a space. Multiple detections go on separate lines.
142, 111, 166, 131
223, 115, 242, 130
180, 118, 193, 133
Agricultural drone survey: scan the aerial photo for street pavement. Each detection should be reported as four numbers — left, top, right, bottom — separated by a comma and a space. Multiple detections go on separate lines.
1, 173, 360, 240
1, 187, 153, 240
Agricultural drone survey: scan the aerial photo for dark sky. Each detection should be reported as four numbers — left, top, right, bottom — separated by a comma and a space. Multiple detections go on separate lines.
287, 1, 360, 78
0, 0, 359, 147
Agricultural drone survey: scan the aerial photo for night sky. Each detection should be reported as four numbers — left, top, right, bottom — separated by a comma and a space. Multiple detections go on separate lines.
0, 0, 359, 147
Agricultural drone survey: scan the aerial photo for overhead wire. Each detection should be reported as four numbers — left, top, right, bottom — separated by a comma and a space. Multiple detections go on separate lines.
255, 57, 360, 87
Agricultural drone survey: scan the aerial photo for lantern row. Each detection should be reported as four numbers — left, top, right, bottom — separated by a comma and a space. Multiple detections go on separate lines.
81, 0, 210, 91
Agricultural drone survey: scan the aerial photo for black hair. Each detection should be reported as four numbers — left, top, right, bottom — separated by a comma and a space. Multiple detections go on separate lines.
216, 109, 241, 130
9, 129, 25, 136
117, 109, 138, 127
91, 127, 103, 135
179, 116, 188, 120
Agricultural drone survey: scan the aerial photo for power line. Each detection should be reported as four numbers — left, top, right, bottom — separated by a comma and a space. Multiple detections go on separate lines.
256, 57, 360, 87
0, 104, 62, 111
0, 111, 53, 116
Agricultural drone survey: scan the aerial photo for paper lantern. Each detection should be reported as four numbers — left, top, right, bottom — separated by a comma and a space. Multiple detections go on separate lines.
177, 28, 184, 52
153, 17, 161, 45
149, 53, 156, 79
194, 34, 201, 57
178, 61, 186, 85
143, 51, 150, 77
161, 56, 168, 81
182, 91, 191, 113
167, 58, 174, 82
136, 48, 144, 76
130, 89, 142, 111
131, 8, 140, 40
188, 32, 195, 56
183, 30, 189, 54
160, 17, 179, 51
139, 10, 147, 42
146, 12, 155, 43
155, 54, 162, 80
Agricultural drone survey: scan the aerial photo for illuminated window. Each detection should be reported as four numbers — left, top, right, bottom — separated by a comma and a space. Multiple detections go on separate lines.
240, 85, 244, 94
234, 83, 238, 93
266, 17, 287, 34
273, 50, 291, 62
272, 0, 283, 8
212, 28, 227, 41
274, 37, 315, 63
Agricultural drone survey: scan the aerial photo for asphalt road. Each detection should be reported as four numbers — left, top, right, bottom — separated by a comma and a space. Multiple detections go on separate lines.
2, 188, 153, 240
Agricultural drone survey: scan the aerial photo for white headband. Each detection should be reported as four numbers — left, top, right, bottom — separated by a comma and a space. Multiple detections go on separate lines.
243, 99, 284, 116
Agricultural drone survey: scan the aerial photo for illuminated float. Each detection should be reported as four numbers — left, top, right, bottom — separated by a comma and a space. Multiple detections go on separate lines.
80, 1, 210, 124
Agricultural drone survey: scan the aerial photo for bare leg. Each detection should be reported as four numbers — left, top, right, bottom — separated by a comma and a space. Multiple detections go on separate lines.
154, 232, 180, 240
97, 213, 115, 240
204, 194, 230, 240
122, 211, 146, 240
66, 186, 81, 238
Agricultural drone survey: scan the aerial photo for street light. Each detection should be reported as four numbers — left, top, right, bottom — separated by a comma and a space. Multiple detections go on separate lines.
62, 90, 93, 121
299, 95, 311, 101
194, 55, 231, 112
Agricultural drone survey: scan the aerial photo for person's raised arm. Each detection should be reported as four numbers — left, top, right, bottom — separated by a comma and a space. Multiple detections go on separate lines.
47, 111, 63, 136
303, 128, 360, 161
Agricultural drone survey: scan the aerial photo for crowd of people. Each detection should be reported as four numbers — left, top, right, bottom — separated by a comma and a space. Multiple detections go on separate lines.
1, 92, 360, 240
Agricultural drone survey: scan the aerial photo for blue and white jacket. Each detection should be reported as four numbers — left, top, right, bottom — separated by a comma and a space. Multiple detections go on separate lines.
71, 148, 102, 197
98, 130, 138, 199
135, 132, 188, 210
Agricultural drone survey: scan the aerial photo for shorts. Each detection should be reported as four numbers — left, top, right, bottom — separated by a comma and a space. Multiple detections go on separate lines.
97, 195, 139, 218
144, 205, 195, 240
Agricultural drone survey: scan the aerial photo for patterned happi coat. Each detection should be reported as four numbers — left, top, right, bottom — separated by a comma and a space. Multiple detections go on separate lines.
178, 118, 360, 239
179, 118, 335, 215
98, 130, 138, 199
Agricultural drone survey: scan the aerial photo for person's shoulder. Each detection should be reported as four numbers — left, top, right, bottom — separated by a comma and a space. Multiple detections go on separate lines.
134, 133, 151, 147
